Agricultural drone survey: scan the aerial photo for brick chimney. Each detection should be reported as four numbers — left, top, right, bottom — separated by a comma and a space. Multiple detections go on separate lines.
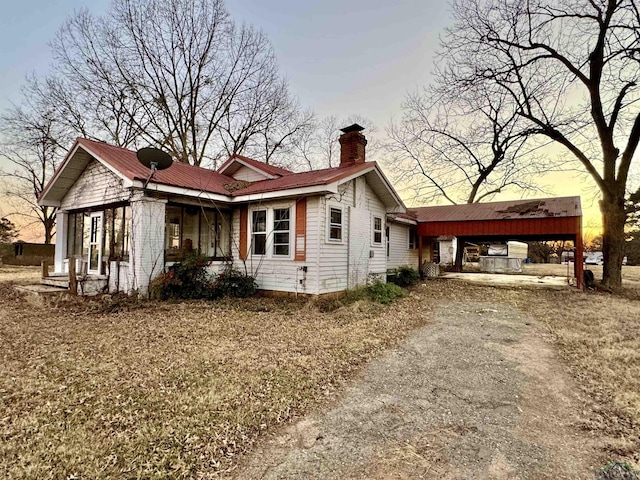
339, 124, 367, 167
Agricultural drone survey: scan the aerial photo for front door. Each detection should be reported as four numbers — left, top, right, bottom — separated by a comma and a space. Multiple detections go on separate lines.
87, 212, 103, 274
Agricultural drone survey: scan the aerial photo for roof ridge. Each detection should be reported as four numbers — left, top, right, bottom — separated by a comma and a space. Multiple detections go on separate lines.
228, 153, 294, 175
78, 137, 138, 153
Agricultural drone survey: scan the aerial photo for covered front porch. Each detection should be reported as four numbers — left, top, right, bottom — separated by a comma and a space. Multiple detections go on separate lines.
45, 193, 235, 295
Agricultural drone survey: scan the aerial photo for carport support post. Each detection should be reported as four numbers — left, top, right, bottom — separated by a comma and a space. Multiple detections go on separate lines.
454, 237, 464, 272
575, 231, 584, 290
418, 235, 423, 276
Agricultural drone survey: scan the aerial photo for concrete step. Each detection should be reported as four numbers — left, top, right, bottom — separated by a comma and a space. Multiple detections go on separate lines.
15, 284, 69, 296
42, 275, 70, 288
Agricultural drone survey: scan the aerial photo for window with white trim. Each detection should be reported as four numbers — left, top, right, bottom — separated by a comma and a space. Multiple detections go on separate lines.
252, 210, 267, 255
273, 208, 290, 256
328, 206, 343, 242
373, 216, 383, 244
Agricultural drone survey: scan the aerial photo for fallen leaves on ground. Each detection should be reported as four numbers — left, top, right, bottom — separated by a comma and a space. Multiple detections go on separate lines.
1, 275, 639, 477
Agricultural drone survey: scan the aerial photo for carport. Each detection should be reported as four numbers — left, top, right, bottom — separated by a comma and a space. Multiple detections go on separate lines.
410, 196, 584, 289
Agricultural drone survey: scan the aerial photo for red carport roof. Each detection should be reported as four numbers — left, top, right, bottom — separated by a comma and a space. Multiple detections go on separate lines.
409, 197, 582, 222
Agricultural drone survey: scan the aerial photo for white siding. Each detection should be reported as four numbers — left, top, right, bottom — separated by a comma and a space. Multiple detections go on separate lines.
304, 196, 321, 295
317, 182, 352, 294
316, 177, 388, 294
60, 159, 129, 210
387, 222, 419, 270
348, 206, 371, 287
229, 198, 317, 294
363, 179, 387, 279
231, 165, 271, 182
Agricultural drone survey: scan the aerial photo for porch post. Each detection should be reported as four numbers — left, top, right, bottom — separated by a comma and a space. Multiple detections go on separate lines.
128, 194, 167, 296
54, 211, 68, 273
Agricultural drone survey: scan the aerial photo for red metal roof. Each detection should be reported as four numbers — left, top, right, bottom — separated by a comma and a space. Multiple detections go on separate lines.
77, 139, 234, 195
409, 197, 582, 223
41, 138, 379, 201
231, 162, 375, 196
222, 153, 293, 177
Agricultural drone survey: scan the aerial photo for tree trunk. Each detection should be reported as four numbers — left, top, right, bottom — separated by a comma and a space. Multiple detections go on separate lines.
44, 217, 55, 245
600, 197, 626, 289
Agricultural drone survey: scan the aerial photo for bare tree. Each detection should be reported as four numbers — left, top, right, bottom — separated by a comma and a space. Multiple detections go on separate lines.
441, 0, 640, 288
50, 0, 307, 167
216, 71, 315, 167
0, 86, 69, 243
291, 115, 381, 171
387, 84, 546, 205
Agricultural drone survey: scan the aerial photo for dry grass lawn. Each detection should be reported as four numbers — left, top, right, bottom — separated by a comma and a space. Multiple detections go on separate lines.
525, 289, 640, 464
0, 283, 432, 479
1, 271, 639, 477
0, 265, 41, 284
522, 262, 640, 286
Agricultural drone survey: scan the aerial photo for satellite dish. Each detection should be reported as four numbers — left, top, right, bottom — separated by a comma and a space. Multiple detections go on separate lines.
136, 147, 172, 188
137, 147, 173, 171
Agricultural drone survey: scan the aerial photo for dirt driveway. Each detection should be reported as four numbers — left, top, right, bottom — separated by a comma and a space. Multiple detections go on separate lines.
229, 299, 603, 479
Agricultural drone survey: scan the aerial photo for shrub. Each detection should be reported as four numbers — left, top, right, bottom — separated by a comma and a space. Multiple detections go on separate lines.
150, 254, 214, 300
151, 259, 258, 301
389, 266, 420, 288
366, 281, 405, 304
213, 267, 257, 298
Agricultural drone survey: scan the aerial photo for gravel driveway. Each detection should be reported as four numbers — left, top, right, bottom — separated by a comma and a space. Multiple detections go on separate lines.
229, 300, 603, 479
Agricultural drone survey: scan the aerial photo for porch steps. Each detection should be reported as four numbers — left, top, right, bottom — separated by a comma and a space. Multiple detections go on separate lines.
41, 274, 70, 289
14, 284, 69, 297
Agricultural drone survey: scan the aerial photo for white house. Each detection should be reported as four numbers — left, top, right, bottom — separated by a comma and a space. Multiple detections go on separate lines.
38, 125, 420, 295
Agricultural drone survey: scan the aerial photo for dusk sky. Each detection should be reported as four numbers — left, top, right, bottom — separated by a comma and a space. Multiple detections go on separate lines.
0, 0, 444, 128
0, 0, 606, 238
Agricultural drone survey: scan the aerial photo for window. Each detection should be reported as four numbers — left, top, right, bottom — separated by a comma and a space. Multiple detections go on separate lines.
165, 206, 182, 256
113, 206, 130, 260
249, 206, 295, 258
104, 206, 130, 260
182, 207, 200, 252
328, 207, 343, 242
252, 210, 267, 255
409, 230, 418, 250
200, 210, 230, 258
67, 212, 84, 258
273, 208, 290, 256
67, 205, 131, 262
165, 204, 232, 261
373, 216, 383, 244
